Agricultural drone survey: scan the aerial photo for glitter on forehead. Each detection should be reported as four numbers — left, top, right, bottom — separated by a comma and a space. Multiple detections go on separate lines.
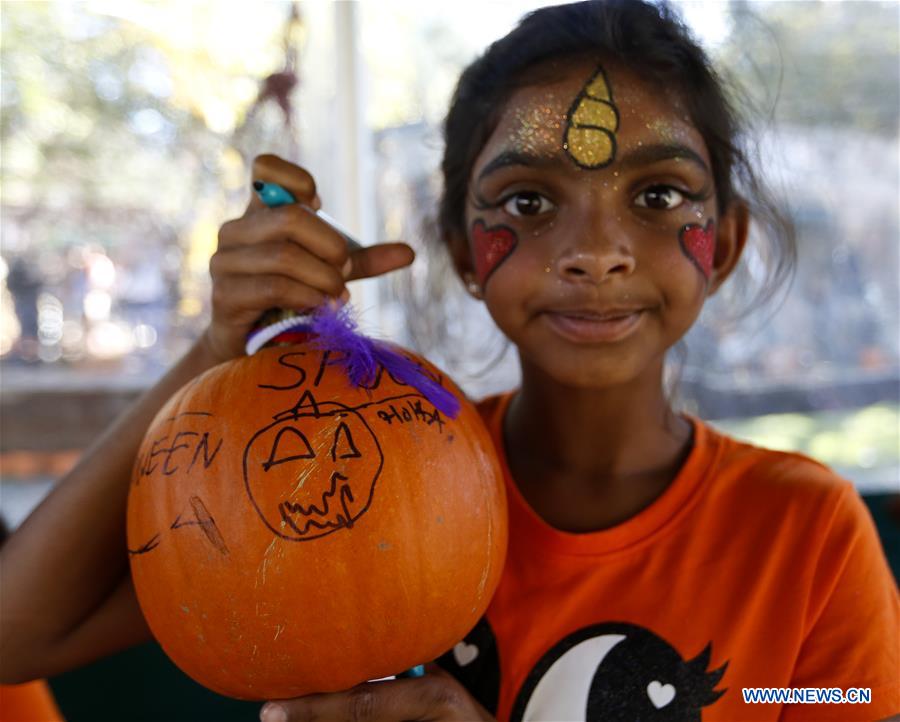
645, 117, 690, 144
507, 93, 564, 155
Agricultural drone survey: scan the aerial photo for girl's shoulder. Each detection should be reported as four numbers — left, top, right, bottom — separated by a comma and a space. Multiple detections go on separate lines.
696, 415, 851, 495
693, 416, 875, 535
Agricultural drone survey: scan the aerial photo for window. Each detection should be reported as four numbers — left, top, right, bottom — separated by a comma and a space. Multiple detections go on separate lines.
1, 2, 897, 529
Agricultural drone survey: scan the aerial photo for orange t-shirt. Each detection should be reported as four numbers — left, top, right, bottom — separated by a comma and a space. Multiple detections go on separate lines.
0, 680, 63, 722
437, 392, 899, 721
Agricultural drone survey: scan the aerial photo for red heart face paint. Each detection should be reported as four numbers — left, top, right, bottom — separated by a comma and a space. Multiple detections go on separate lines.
471, 219, 518, 286
678, 219, 716, 279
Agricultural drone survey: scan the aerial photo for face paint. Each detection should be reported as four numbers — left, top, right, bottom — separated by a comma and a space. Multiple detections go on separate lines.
563, 65, 619, 169
471, 219, 518, 286
678, 219, 716, 279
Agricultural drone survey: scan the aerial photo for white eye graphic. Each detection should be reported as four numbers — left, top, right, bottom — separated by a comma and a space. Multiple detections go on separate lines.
522, 634, 626, 721
510, 622, 728, 722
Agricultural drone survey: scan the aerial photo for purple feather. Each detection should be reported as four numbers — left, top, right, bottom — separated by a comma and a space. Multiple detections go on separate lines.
372, 345, 461, 419
307, 303, 378, 386
306, 304, 460, 419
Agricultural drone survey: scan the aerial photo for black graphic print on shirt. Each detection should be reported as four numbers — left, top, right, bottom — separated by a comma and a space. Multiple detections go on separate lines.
510, 622, 728, 722
436, 616, 501, 715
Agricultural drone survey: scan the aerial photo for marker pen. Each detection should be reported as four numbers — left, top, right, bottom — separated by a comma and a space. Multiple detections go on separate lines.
252, 181, 363, 252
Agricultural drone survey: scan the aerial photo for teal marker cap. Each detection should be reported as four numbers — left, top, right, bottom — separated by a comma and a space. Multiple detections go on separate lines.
397, 664, 426, 678
253, 180, 296, 207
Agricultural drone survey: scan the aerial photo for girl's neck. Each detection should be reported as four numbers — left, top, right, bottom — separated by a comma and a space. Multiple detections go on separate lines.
505, 357, 691, 486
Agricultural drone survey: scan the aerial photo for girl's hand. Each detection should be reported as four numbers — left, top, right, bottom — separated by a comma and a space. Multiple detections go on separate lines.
259, 664, 495, 722
202, 154, 415, 363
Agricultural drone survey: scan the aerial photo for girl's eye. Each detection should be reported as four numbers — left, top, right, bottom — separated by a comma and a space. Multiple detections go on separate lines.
635, 185, 685, 210
502, 192, 554, 217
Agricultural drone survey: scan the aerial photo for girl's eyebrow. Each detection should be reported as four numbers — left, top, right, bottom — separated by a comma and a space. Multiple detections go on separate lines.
477, 150, 566, 181
617, 143, 710, 174
477, 143, 709, 181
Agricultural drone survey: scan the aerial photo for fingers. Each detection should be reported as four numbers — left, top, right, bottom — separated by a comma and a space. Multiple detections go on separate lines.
212, 274, 330, 325
219, 205, 350, 269
211, 239, 347, 299
238, 155, 416, 283
259, 674, 491, 722
206, 154, 414, 363
248, 154, 318, 213
345, 243, 416, 281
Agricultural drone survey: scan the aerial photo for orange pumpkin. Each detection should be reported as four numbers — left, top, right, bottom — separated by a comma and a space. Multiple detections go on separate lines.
126, 342, 507, 700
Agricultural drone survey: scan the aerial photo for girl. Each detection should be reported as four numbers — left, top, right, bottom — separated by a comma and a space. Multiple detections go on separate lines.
1, 1, 897, 721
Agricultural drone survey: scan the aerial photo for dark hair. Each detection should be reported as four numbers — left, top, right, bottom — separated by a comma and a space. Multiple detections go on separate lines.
437, 0, 795, 314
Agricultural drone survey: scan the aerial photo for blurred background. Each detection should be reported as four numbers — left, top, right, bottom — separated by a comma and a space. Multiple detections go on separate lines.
0, 1, 897, 718
1, 0, 897, 522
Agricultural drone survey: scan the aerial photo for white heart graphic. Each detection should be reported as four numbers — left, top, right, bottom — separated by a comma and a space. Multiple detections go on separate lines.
647, 680, 676, 709
452, 641, 479, 667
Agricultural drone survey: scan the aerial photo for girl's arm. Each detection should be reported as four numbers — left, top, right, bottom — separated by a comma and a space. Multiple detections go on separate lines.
0, 337, 225, 683
0, 154, 414, 683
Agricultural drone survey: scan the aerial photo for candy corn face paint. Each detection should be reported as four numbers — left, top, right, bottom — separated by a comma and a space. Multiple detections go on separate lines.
678, 219, 716, 279
471, 219, 518, 286
563, 64, 620, 169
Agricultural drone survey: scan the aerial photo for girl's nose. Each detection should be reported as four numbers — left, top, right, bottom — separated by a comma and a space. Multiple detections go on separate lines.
554, 228, 636, 282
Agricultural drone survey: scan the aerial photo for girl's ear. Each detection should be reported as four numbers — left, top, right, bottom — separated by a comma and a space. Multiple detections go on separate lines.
448, 227, 485, 299
709, 201, 749, 295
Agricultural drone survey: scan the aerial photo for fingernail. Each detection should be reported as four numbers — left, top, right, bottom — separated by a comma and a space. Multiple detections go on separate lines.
339, 288, 351, 303
260, 702, 287, 722
341, 257, 353, 278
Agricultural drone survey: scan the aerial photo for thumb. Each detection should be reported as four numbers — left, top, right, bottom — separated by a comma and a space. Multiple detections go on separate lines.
344, 242, 415, 281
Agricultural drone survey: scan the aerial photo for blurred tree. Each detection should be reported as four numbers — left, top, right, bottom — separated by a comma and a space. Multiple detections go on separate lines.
0, 2, 298, 239
683, 0, 900, 389
1, 2, 300, 356
722, 0, 899, 135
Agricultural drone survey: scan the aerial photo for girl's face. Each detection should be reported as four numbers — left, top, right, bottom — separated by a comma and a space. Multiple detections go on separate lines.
461, 58, 745, 389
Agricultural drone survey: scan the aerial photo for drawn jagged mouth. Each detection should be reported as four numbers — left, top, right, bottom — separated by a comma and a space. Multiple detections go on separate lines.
279, 471, 356, 536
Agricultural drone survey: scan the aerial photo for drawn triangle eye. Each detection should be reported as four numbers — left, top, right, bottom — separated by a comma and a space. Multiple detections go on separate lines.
331, 421, 361, 461
263, 426, 315, 471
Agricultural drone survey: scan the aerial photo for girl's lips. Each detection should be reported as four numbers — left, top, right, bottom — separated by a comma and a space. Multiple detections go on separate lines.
543, 309, 644, 343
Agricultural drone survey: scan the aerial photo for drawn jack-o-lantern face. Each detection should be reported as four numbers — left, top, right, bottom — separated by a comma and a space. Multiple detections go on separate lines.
243, 403, 383, 541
